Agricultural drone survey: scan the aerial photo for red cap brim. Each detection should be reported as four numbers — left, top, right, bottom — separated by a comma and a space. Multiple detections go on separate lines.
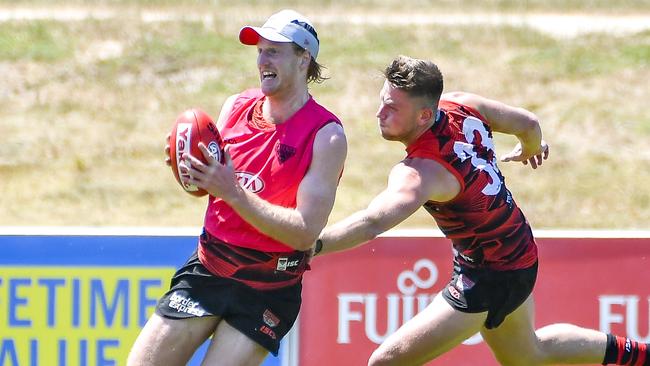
239, 27, 260, 45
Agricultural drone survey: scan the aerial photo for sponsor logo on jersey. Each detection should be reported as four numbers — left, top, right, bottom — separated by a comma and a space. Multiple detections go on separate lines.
235, 171, 265, 193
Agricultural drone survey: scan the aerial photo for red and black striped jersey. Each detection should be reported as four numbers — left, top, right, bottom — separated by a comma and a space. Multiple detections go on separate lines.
198, 230, 310, 290
406, 99, 537, 270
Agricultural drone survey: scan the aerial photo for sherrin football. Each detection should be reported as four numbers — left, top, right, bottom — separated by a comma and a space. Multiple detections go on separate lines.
168, 108, 224, 197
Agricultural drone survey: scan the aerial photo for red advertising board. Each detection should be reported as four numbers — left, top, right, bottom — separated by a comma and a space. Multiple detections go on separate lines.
299, 232, 650, 365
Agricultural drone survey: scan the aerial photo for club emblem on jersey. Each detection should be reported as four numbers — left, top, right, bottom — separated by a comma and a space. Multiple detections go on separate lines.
275, 143, 296, 163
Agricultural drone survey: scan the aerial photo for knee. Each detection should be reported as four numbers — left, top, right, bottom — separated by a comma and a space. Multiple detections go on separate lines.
491, 346, 544, 366
126, 347, 150, 366
493, 354, 543, 366
367, 346, 398, 366
535, 322, 581, 339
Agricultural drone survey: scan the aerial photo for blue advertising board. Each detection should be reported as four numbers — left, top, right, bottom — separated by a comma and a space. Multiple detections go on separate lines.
0, 229, 283, 366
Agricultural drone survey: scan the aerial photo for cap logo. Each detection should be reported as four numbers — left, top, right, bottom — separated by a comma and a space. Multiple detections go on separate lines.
290, 19, 319, 43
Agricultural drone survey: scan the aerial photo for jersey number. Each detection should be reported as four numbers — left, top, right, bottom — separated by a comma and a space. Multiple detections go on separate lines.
452, 117, 502, 195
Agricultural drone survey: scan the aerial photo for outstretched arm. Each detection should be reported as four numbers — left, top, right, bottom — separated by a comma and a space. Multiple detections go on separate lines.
317, 158, 459, 255
442, 92, 549, 168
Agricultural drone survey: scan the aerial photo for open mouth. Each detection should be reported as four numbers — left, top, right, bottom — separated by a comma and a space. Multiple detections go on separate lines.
262, 71, 277, 80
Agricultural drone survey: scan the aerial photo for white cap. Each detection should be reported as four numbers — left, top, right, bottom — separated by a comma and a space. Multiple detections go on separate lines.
239, 10, 319, 60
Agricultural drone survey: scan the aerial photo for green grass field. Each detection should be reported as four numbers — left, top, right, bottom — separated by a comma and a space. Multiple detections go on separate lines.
1, 1, 649, 229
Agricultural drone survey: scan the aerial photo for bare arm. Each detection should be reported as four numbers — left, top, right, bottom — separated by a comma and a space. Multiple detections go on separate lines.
215, 94, 239, 130
318, 158, 459, 255
442, 92, 549, 168
183, 122, 347, 251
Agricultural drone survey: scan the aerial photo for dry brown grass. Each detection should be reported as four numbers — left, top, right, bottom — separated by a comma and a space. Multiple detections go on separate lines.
1, 3, 649, 230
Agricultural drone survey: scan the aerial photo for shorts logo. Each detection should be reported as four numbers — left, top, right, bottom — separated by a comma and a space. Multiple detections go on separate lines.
447, 286, 461, 300
456, 274, 475, 291
260, 325, 277, 340
168, 292, 207, 317
263, 309, 280, 328
276, 257, 299, 271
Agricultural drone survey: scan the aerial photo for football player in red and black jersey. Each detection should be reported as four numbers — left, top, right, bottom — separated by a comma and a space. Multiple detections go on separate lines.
315, 55, 648, 366
128, 10, 347, 366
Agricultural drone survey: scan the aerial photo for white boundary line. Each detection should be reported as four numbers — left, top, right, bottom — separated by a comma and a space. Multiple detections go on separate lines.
1, 226, 649, 238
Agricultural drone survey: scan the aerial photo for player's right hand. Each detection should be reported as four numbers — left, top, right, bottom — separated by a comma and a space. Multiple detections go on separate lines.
501, 140, 549, 169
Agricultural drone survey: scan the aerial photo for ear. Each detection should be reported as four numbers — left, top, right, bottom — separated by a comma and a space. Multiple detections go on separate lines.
419, 107, 434, 126
300, 51, 311, 69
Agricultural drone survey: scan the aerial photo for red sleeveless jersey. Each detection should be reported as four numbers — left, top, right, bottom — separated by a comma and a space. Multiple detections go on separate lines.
202, 89, 341, 254
406, 99, 537, 270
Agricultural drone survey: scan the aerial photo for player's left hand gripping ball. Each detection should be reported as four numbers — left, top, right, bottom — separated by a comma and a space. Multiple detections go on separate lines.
168, 108, 225, 196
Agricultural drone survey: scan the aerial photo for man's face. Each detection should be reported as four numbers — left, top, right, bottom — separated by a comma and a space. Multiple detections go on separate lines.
376, 80, 427, 143
256, 38, 305, 97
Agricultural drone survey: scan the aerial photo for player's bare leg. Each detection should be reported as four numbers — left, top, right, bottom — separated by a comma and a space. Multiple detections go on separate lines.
481, 295, 606, 365
368, 293, 486, 366
481, 295, 545, 365
201, 320, 269, 366
127, 313, 219, 366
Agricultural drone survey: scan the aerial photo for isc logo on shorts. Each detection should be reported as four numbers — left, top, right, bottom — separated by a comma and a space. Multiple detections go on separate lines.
276, 257, 299, 271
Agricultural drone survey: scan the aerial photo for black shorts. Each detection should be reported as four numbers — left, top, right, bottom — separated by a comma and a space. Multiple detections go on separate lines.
442, 261, 538, 329
155, 251, 302, 356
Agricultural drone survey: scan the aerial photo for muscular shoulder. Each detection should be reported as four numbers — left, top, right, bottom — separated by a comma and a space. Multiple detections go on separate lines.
215, 93, 240, 130
396, 158, 460, 203
313, 122, 347, 162
441, 91, 481, 108
316, 121, 346, 143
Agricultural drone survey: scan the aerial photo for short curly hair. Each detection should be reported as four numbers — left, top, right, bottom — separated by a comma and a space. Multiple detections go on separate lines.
383, 55, 443, 106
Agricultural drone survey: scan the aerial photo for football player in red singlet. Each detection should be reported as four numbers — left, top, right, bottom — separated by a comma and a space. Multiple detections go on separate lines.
127, 10, 347, 366
315, 55, 649, 366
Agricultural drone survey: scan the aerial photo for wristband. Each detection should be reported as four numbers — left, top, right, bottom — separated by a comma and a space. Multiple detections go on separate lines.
314, 239, 323, 256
